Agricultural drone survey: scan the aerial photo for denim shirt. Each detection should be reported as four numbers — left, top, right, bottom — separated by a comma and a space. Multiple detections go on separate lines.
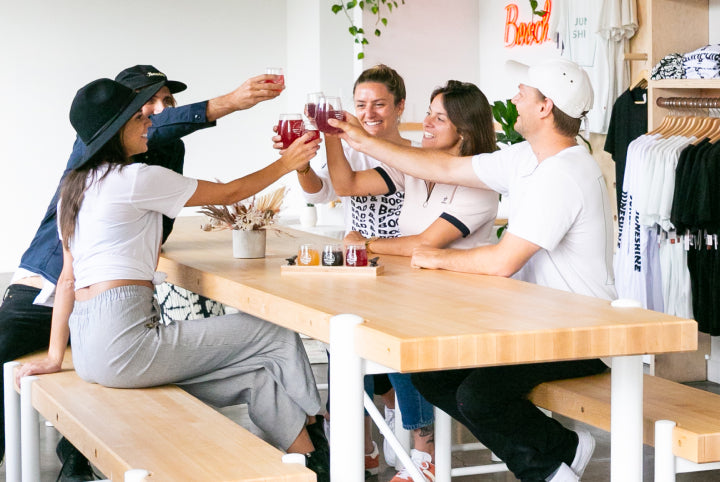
18, 101, 214, 284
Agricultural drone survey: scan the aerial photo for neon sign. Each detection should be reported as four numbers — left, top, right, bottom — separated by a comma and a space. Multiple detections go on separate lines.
504, 0, 552, 47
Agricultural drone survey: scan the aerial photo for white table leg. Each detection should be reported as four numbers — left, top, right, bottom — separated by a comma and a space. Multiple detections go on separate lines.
611, 355, 643, 482
329, 314, 365, 482
434, 407, 452, 482
4, 362, 21, 482
20, 376, 39, 482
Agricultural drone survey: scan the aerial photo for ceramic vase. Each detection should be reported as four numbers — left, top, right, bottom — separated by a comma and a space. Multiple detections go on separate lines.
232, 229, 266, 258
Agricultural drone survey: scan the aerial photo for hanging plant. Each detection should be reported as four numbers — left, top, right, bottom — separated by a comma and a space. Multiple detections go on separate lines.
331, 0, 405, 60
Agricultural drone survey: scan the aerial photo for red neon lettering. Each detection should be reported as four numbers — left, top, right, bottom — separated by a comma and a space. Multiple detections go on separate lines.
505, 4, 519, 46
504, 0, 552, 48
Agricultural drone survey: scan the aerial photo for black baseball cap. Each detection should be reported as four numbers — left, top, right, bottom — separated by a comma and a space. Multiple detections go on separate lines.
114, 65, 187, 94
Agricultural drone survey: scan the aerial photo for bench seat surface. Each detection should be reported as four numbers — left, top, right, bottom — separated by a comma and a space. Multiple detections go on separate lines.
529, 373, 720, 464
15, 351, 315, 481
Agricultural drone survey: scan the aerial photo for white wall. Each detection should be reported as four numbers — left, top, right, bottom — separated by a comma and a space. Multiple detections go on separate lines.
362, 0, 559, 120
0, 0, 353, 272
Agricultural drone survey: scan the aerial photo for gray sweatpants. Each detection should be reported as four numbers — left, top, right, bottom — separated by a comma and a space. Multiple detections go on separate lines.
68, 285, 321, 450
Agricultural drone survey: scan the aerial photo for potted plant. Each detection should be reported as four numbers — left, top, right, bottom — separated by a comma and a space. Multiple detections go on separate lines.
199, 187, 286, 258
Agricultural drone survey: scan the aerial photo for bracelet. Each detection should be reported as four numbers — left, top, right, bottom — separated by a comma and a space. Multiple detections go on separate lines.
365, 236, 379, 252
297, 164, 312, 175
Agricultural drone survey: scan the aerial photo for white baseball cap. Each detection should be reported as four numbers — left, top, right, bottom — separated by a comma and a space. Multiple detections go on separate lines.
506, 59, 594, 119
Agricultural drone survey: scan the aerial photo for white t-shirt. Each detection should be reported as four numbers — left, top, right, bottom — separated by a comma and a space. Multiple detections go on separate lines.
471, 142, 616, 300
303, 142, 419, 238
377, 166, 498, 249
58, 163, 197, 289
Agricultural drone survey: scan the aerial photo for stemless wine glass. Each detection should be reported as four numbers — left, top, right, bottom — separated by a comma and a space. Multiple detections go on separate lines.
322, 244, 344, 266
265, 67, 284, 85
316, 96, 346, 135
345, 244, 368, 267
305, 92, 324, 121
303, 121, 320, 143
278, 113, 304, 149
298, 244, 320, 266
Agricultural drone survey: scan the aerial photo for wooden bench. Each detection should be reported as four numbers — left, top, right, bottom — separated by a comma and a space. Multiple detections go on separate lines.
528, 373, 720, 481
4, 351, 315, 481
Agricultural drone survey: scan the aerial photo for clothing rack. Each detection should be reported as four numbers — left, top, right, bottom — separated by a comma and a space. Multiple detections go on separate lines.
656, 96, 720, 109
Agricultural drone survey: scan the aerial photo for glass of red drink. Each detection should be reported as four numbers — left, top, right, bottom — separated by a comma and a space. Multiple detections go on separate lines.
305, 92, 324, 121
304, 121, 320, 143
316, 96, 346, 135
345, 244, 368, 267
264, 67, 284, 85
278, 114, 305, 149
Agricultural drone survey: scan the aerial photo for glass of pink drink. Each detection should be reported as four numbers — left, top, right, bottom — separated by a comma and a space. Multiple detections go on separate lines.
264, 67, 284, 85
278, 114, 304, 149
305, 92, 324, 122
345, 244, 368, 267
316, 96, 345, 135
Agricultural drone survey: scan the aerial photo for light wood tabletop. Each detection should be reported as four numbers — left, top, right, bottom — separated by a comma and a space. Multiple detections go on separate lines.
158, 216, 697, 373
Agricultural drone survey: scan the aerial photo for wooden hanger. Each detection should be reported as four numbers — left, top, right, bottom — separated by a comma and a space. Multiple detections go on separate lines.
630, 69, 648, 91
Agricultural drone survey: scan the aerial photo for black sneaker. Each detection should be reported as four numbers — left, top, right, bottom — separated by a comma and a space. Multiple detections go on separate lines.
305, 419, 330, 482
56, 437, 97, 481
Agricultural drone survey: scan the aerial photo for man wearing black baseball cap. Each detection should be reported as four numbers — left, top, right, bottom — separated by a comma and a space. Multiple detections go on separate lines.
0, 65, 284, 480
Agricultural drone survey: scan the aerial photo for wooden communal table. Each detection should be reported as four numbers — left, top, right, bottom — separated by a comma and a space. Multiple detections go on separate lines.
159, 217, 698, 482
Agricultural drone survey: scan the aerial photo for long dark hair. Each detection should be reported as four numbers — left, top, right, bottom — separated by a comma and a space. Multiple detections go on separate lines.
430, 81, 497, 156
353, 64, 406, 106
58, 132, 129, 249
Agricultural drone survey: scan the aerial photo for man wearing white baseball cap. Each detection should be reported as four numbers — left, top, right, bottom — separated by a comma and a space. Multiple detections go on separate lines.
330, 58, 616, 481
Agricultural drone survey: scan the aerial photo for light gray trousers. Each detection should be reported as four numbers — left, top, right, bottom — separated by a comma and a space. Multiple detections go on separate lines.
69, 285, 320, 449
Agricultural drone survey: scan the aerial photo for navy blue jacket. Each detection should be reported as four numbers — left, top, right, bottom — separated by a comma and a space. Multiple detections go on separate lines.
18, 101, 214, 284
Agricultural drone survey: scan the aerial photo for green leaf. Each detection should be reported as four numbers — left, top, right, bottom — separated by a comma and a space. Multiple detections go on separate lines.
361, 38, 369, 44
381, 17, 387, 26
359, 1, 364, 8
331, 4, 342, 14
387, 3, 393, 11
357, 52, 365, 59
374, 28, 381, 36
530, 0, 538, 10
371, 5, 378, 14
347, 0, 357, 9
349, 26, 358, 35
357, 27, 364, 34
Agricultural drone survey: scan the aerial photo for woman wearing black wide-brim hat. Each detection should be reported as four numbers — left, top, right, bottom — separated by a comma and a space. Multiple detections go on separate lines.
16, 78, 329, 480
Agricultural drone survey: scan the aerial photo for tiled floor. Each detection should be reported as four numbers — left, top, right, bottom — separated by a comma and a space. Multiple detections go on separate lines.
1, 269, 719, 481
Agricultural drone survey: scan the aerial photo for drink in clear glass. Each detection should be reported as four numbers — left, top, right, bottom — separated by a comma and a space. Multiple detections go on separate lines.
278, 113, 304, 149
316, 96, 345, 135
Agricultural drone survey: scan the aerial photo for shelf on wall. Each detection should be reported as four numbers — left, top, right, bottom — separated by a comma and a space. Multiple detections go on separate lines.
650, 79, 720, 89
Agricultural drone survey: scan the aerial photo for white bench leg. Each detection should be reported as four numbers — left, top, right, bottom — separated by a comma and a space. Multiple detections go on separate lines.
611, 355, 643, 482
124, 469, 150, 481
435, 407, 452, 482
4, 361, 21, 482
329, 314, 365, 482
20, 376, 39, 482
654, 420, 676, 482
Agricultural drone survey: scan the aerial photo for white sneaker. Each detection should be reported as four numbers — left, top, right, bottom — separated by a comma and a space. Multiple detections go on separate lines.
546, 462, 579, 482
383, 406, 397, 466
389, 449, 435, 482
570, 429, 595, 479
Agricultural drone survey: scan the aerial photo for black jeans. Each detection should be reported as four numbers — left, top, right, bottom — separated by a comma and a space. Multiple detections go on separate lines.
0, 284, 54, 459
412, 359, 608, 481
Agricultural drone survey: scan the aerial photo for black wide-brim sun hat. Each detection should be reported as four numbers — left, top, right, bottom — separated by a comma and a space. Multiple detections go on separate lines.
70, 78, 164, 167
